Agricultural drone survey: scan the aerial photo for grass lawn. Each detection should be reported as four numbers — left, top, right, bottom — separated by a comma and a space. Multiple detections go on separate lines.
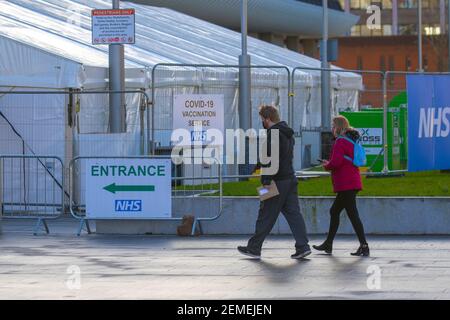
179, 171, 450, 197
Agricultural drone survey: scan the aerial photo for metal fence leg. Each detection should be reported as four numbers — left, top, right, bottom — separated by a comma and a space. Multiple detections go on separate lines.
191, 219, 202, 236
77, 218, 92, 236
34, 218, 49, 236
85, 219, 92, 234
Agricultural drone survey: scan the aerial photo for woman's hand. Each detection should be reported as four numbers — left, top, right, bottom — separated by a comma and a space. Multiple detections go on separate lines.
322, 160, 330, 171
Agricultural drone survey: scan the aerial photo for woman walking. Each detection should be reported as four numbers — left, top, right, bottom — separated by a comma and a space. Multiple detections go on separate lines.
313, 115, 370, 256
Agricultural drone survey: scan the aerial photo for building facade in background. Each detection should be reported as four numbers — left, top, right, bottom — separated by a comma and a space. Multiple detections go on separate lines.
132, 0, 448, 108
333, 0, 449, 108
132, 0, 356, 57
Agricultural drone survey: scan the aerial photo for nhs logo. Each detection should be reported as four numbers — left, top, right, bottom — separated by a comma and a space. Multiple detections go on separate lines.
418, 107, 450, 138
115, 200, 142, 212
190, 130, 207, 142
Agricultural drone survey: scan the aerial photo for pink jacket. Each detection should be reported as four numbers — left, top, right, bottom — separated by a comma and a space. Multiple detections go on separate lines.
324, 137, 363, 193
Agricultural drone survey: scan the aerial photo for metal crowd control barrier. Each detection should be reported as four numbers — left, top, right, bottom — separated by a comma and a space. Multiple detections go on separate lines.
149, 63, 292, 155
0, 89, 151, 155
69, 155, 223, 236
0, 89, 152, 234
291, 67, 388, 172
0, 155, 64, 235
384, 71, 450, 173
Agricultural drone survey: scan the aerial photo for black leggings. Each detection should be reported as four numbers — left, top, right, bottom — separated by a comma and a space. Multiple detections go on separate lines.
326, 190, 368, 245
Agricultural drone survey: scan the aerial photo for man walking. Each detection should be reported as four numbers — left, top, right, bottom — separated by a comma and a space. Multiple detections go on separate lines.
238, 106, 311, 259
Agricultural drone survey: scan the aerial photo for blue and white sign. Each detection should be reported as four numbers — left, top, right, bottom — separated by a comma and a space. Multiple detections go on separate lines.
85, 159, 172, 218
407, 74, 450, 172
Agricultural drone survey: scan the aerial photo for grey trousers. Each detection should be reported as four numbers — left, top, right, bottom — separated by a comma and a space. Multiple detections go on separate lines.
247, 177, 310, 254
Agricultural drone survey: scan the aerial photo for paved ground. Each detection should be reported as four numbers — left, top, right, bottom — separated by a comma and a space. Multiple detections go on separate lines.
1, 217, 450, 299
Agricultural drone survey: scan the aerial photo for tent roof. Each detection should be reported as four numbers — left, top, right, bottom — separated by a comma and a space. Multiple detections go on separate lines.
0, 0, 362, 88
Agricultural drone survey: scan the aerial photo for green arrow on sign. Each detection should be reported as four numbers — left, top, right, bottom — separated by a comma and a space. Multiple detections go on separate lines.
103, 183, 155, 194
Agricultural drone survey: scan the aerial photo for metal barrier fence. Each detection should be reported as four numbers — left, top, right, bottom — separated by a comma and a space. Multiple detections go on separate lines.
0, 89, 150, 156
69, 155, 223, 236
383, 71, 450, 172
149, 64, 292, 158
3, 69, 449, 236
292, 67, 385, 130
0, 89, 151, 234
292, 67, 386, 170
0, 155, 64, 235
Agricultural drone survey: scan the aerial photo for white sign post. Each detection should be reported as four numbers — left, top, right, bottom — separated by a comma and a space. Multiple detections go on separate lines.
91, 9, 135, 45
173, 94, 224, 145
85, 159, 171, 219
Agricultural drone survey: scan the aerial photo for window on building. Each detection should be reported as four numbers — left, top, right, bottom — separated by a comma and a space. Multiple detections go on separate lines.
389, 55, 395, 70
398, 0, 417, 8
424, 24, 441, 35
388, 55, 395, 85
351, 25, 362, 36
380, 56, 386, 71
361, 25, 371, 36
372, 27, 383, 36
350, 0, 371, 9
438, 57, 444, 71
357, 56, 363, 70
399, 24, 417, 35
360, 0, 370, 8
383, 24, 392, 35
380, 55, 386, 85
424, 0, 440, 9
405, 55, 412, 71
382, 0, 392, 9
350, 0, 360, 9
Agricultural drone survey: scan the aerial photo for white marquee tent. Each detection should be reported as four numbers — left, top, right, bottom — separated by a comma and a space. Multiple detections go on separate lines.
0, 0, 362, 208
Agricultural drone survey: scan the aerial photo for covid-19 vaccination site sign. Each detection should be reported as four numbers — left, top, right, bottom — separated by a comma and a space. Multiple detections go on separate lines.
91, 9, 135, 45
173, 94, 224, 145
85, 159, 171, 219
407, 74, 450, 172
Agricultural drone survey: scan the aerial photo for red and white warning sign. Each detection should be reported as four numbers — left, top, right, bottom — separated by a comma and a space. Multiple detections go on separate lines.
91, 9, 135, 45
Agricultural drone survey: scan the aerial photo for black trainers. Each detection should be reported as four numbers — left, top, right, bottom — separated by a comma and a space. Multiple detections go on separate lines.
291, 248, 312, 259
237, 246, 261, 259
351, 244, 370, 257
312, 242, 333, 254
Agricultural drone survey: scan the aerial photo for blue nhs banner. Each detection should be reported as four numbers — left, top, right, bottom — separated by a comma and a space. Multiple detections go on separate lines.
407, 74, 450, 172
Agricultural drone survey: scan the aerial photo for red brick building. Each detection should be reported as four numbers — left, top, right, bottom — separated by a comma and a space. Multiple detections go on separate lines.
333, 35, 448, 107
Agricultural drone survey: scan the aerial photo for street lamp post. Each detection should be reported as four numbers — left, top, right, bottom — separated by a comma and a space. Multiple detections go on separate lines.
418, 0, 423, 72
238, 0, 252, 176
321, 0, 332, 160
109, 0, 126, 133
239, 0, 251, 132
321, 0, 330, 131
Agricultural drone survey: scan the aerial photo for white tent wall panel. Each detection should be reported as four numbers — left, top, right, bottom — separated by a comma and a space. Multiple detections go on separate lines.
0, 90, 66, 159
0, 89, 66, 208
0, 36, 85, 89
